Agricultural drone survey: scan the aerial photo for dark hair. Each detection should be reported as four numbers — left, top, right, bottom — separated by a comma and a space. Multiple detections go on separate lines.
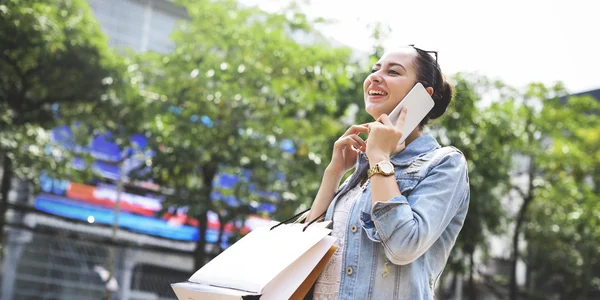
411, 47, 454, 127
331, 48, 454, 203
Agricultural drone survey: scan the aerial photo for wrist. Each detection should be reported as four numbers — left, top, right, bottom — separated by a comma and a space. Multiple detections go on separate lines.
367, 152, 390, 167
324, 165, 345, 179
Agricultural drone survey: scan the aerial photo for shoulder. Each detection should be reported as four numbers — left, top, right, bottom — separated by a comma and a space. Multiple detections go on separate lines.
431, 145, 465, 163
422, 146, 468, 177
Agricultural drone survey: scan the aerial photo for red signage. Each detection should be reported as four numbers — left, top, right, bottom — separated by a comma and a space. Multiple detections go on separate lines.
65, 182, 162, 216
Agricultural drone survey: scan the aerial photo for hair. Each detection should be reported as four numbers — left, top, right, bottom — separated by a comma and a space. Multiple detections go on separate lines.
326, 48, 454, 207
411, 47, 455, 127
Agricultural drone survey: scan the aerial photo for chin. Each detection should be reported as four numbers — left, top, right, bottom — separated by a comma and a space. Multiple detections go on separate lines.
364, 103, 388, 120
364, 106, 381, 120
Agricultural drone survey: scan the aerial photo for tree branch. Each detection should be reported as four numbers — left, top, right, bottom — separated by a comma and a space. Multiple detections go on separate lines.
512, 184, 528, 199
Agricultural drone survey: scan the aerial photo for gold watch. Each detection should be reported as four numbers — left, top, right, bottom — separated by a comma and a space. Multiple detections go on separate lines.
367, 161, 395, 178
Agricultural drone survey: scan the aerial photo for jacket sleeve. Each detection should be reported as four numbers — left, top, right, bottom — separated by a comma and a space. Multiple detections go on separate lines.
359, 150, 470, 265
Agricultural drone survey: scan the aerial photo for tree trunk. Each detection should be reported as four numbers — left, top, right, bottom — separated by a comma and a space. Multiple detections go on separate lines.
580, 241, 591, 300
194, 164, 218, 270
446, 271, 457, 300
510, 195, 532, 300
217, 213, 226, 253
468, 250, 477, 300
194, 211, 208, 270
510, 156, 536, 300
0, 153, 13, 257
525, 242, 532, 296
105, 161, 125, 300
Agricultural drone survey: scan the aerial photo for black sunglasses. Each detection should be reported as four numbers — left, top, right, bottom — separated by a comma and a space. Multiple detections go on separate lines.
408, 44, 439, 87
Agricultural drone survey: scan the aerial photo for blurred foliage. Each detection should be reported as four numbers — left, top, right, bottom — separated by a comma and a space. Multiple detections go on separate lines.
0, 0, 127, 185
1, 0, 599, 298
432, 74, 515, 299
0, 0, 118, 129
133, 0, 359, 267
0, 0, 119, 254
522, 93, 600, 299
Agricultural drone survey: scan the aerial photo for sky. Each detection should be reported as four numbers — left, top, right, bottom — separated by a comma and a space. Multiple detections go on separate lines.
244, 0, 599, 94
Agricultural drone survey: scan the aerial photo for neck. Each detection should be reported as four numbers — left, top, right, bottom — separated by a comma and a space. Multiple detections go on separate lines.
404, 128, 423, 146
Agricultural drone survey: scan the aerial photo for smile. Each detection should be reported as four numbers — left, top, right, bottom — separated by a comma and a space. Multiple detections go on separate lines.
368, 89, 388, 96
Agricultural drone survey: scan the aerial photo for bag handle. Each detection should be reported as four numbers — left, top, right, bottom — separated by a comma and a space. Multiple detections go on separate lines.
270, 209, 327, 232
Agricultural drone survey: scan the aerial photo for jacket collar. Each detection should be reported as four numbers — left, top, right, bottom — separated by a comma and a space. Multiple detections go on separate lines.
356, 132, 440, 166
389, 132, 440, 165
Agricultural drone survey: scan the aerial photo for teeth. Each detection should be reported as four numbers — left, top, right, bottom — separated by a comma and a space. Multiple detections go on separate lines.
369, 90, 386, 96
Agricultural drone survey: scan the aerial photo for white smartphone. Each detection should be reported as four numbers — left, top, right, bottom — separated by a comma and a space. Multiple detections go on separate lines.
388, 82, 435, 144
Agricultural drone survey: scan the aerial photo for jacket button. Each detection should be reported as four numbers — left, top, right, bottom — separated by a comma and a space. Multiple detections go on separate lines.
350, 225, 357, 232
346, 267, 353, 275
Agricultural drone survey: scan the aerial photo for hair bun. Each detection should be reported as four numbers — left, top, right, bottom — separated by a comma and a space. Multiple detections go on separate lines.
428, 79, 454, 120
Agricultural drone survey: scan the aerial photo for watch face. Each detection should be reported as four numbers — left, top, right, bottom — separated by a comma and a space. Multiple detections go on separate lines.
380, 161, 394, 174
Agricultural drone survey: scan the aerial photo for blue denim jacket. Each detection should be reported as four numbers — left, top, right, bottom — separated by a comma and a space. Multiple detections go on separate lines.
323, 133, 470, 300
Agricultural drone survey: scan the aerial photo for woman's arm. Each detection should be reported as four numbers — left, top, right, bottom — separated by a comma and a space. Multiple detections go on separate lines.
361, 150, 470, 265
368, 152, 402, 205
304, 123, 368, 223
305, 167, 344, 222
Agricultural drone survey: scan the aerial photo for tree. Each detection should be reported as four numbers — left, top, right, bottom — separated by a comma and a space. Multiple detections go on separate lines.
0, 0, 118, 251
139, 0, 357, 269
431, 74, 515, 299
494, 82, 569, 300
523, 93, 600, 299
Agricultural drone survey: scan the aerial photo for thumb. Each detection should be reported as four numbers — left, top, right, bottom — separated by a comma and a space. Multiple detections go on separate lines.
395, 107, 408, 131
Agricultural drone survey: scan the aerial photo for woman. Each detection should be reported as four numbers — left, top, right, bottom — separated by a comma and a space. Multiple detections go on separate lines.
306, 45, 470, 300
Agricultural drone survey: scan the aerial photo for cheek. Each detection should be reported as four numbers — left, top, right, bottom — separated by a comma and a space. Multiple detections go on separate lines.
363, 77, 371, 92
390, 79, 414, 100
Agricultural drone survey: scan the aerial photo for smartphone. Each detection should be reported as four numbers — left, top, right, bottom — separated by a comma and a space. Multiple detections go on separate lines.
388, 82, 435, 144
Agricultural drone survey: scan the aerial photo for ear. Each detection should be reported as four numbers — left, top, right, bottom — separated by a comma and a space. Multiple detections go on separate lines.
425, 87, 434, 97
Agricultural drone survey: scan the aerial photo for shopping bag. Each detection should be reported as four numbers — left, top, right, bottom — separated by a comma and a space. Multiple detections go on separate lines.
171, 215, 336, 300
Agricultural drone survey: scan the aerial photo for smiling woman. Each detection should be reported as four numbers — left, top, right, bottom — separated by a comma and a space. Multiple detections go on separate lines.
304, 45, 470, 300
364, 47, 453, 130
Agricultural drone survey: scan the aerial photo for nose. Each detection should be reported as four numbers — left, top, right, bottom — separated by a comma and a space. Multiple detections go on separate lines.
369, 72, 382, 83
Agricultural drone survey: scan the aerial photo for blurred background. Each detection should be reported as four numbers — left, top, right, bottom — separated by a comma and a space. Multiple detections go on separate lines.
0, 0, 598, 299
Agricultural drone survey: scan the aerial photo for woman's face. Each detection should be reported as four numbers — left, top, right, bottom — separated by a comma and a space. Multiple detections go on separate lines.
363, 50, 418, 119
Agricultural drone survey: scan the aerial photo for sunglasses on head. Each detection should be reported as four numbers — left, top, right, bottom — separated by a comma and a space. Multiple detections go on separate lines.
408, 44, 439, 87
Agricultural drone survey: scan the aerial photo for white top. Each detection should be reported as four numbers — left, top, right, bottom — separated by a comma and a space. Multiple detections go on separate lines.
313, 183, 365, 299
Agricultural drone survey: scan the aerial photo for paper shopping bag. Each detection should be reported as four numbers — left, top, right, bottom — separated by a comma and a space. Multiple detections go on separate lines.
289, 244, 337, 300
171, 220, 336, 300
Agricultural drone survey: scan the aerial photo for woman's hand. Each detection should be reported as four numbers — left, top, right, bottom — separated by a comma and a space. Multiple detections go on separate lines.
365, 107, 408, 164
327, 124, 369, 176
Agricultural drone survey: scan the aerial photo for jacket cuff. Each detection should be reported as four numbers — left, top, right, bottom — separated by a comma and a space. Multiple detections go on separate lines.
371, 195, 409, 218
361, 195, 410, 243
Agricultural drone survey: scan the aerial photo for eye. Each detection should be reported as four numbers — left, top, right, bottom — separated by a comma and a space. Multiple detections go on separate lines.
388, 70, 400, 75
370, 68, 379, 74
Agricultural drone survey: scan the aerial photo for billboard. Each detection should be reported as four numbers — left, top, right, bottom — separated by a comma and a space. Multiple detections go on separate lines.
33, 125, 276, 246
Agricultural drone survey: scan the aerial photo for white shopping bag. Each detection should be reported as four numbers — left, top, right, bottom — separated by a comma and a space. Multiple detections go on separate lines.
171, 220, 336, 300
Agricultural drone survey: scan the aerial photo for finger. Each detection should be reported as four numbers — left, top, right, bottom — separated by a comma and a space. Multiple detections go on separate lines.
378, 114, 393, 127
342, 124, 369, 137
348, 134, 366, 151
336, 136, 362, 150
367, 121, 384, 131
395, 107, 408, 130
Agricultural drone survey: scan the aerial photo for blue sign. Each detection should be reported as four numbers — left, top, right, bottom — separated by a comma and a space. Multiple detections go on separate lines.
34, 195, 199, 241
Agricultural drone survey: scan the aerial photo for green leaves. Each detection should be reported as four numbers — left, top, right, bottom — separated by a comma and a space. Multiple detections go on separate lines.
0, 0, 121, 195
430, 73, 600, 299
432, 73, 513, 273
1, 0, 116, 127
129, 0, 362, 231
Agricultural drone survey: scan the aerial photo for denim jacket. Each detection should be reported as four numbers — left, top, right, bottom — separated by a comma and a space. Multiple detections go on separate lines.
323, 133, 470, 300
